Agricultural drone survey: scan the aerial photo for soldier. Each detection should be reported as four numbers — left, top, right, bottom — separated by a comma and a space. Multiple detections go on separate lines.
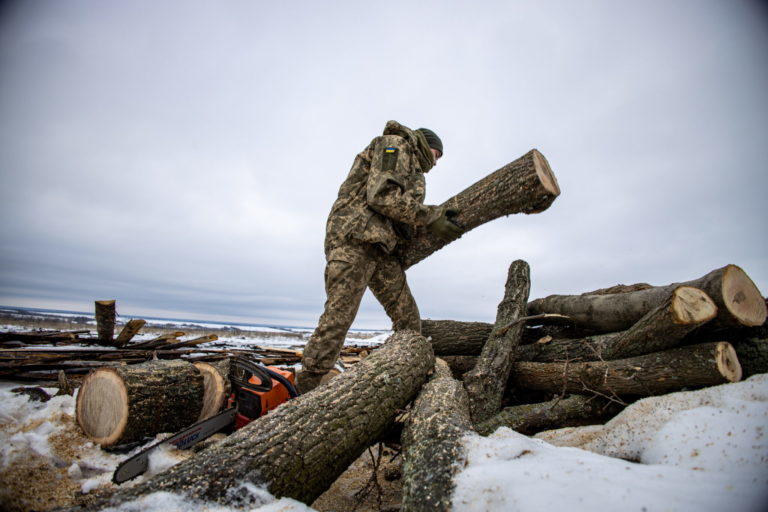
298, 120, 463, 393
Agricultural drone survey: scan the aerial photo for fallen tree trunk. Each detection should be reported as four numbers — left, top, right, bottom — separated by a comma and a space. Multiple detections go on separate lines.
95, 300, 116, 346
442, 355, 478, 378
518, 286, 717, 362
509, 342, 742, 396
464, 260, 530, 423
424, 317, 574, 356
422, 319, 493, 356
528, 265, 766, 333
398, 149, 560, 269
475, 394, 622, 436
75, 359, 204, 446
193, 358, 231, 420
402, 359, 474, 512
731, 338, 768, 379
79, 331, 434, 508
114, 319, 146, 347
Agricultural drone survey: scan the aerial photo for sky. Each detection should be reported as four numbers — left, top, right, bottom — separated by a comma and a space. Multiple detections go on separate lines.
0, 0, 766, 329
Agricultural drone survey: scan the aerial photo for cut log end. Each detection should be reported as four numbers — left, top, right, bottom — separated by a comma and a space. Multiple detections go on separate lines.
671, 286, 718, 325
532, 149, 560, 196
716, 342, 742, 382
75, 369, 128, 446
193, 362, 228, 421
722, 265, 767, 327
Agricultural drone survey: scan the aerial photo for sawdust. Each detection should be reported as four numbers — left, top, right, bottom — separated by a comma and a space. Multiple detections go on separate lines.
313, 443, 403, 512
0, 409, 109, 512
0, 452, 81, 512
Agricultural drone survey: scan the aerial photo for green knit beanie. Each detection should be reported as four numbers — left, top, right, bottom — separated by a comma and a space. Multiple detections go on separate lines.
416, 128, 443, 157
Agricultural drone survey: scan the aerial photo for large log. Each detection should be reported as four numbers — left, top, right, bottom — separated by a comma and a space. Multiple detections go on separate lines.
75, 359, 204, 446
80, 331, 434, 508
528, 265, 766, 333
475, 394, 622, 436
398, 149, 560, 268
422, 319, 493, 356
402, 359, 474, 512
193, 358, 231, 420
510, 342, 742, 396
94, 299, 116, 346
518, 286, 717, 362
732, 338, 768, 379
464, 260, 530, 423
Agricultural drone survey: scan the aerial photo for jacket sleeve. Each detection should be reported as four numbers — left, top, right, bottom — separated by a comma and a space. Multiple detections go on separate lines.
366, 135, 441, 227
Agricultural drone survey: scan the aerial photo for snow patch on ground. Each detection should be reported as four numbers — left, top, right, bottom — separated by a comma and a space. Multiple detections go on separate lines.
454, 374, 768, 512
94, 489, 313, 512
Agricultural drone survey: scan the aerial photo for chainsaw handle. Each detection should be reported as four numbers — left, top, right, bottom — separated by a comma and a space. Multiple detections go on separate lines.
264, 367, 299, 398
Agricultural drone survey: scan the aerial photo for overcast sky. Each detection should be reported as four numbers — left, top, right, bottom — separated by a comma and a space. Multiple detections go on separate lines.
0, 0, 766, 329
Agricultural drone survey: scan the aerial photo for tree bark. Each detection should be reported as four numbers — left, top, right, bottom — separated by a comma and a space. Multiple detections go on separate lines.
79, 331, 435, 508
441, 355, 478, 378
75, 359, 204, 446
475, 394, 622, 436
114, 319, 146, 347
402, 359, 474, 512
509, 342, 742, 396
731, 338, 768, 379
422, 319, 493, 356
528, 265, 766, 333
464, 260, 531, 424
94, 300, 116, 346
398, 149, 560, 269
518, 286, 718, 362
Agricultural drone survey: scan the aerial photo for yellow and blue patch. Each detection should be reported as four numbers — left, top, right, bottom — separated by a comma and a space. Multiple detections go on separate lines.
384, 147, 397, 153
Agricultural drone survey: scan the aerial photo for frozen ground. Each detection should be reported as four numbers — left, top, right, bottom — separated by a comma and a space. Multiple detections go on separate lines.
1, 375, 766, 511
453, 373, 768, 512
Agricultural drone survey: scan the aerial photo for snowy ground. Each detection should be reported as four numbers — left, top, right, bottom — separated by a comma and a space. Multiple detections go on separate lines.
453, 373, 768, 512
1, 375, 767, 511
2, 308, 766, 511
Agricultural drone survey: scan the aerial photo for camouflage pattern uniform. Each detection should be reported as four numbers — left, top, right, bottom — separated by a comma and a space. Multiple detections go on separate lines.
300, 121, 442, 388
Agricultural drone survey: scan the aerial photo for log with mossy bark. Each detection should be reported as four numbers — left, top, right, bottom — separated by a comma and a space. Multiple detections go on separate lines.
509, 342, 742, 396
518, 286, 718, 362
75, 359, 204, 446
475, 394, 622, 436
528, 265, 766, 333
398, 149, 560, 269
464, 260, 530, 424
76, 331, 435, 509
402, 359, 474, 512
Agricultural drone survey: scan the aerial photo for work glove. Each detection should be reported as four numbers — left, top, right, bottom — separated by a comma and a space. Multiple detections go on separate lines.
427, 208, 464, 241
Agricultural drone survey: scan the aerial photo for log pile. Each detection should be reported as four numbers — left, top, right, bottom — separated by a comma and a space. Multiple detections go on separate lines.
427, 263, 766, 439
9, 149, 768, 511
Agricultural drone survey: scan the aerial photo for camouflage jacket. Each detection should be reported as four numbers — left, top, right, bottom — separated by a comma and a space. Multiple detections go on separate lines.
324, 121, 442, 258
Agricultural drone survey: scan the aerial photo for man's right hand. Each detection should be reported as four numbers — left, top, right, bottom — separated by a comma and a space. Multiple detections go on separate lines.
427, 208, 464, 241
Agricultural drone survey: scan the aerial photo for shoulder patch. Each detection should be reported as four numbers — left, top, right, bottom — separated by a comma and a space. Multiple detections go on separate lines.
382, 146, 399, 172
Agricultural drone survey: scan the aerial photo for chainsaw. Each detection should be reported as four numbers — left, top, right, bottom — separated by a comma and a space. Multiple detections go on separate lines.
112, 356, 298, 484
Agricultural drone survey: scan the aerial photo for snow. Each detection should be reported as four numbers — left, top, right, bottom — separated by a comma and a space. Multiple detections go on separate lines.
454, 374, 768, 512
94, 489, 313, 512
2, 321, 766, 512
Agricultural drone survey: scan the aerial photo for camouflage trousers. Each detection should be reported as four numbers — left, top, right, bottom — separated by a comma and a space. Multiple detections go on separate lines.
301, 239, 421, 377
